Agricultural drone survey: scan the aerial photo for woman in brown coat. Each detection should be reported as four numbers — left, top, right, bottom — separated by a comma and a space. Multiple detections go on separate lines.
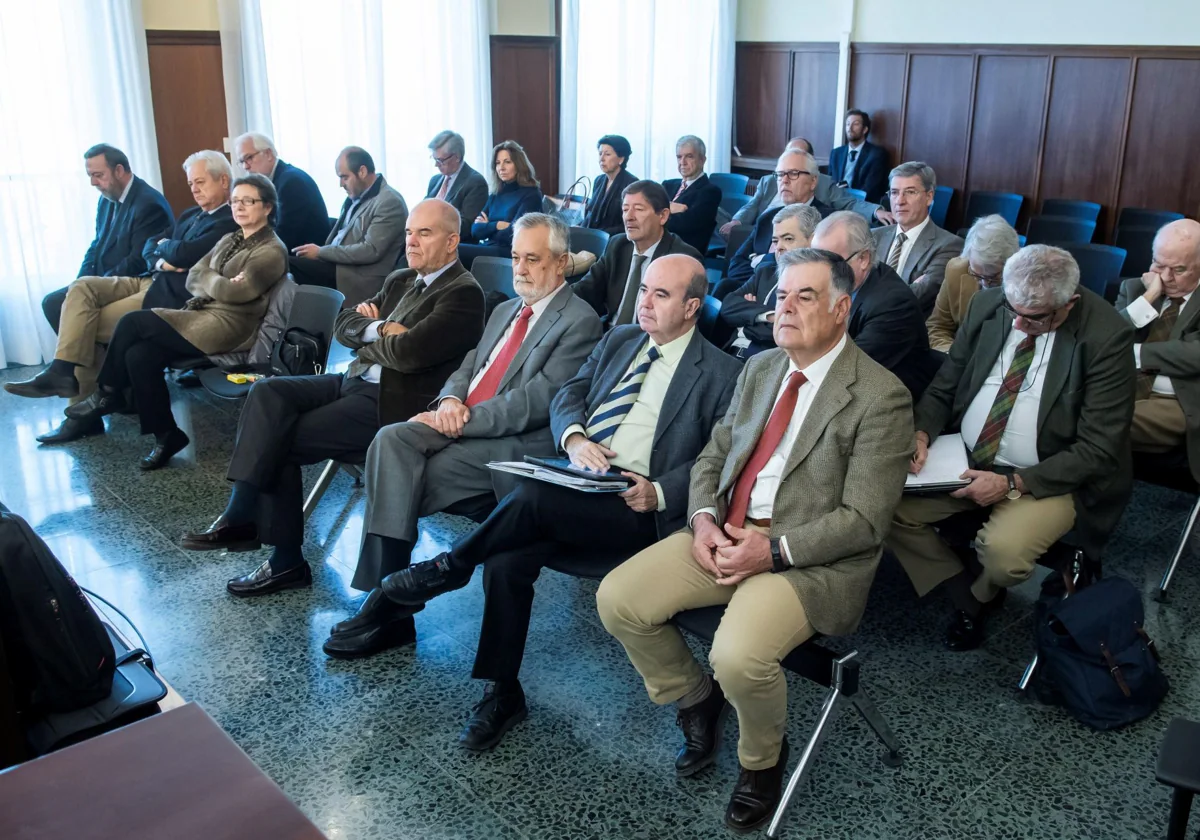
66, 174, 288, 469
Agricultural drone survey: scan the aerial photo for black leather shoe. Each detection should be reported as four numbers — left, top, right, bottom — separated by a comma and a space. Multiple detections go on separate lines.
64, 388, 126, 420
181, 516, 260, 552
321, 615, 416, 660
381, 552, 472, 606
675, 681, 729, 776
725, 738, 790, 834
329, 588, 422, 637
140, 428, 190, 471
944, 609, 986, 651
36, 415, 105, 444
4, 368, 78, 399
226, 560, 312, 598
458, 682, 528, 752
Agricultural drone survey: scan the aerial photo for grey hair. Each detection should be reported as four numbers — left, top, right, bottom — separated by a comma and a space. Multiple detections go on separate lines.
1002, 244, 1080, 310
182, 149, 232, 182
889, 161, 937, 193
675, 135, 707, 158
683, 264, 708, 303
513, 212, 569, 256
233, 132, 275, 154
773, 203, 823, 241
963, 214, 1020, 274
777, 248, 856, 310
815, 210, 875, 258
779, 149, 819, 177
428, 130, 465, 159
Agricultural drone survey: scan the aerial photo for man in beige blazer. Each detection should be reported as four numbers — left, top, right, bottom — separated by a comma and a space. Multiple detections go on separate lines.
597, 247, 913, 834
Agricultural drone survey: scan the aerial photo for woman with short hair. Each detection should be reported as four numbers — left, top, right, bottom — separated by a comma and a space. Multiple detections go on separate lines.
582, 134, 636, 236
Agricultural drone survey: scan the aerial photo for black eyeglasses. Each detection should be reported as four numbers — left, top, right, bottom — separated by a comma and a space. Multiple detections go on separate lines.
774, 169, 814, 181
1000, 297, 1056, 324
967, 268, 1001, 289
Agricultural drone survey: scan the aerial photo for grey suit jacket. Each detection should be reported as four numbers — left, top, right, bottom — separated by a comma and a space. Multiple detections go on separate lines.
550, 325, 741, 537
319, 175, 409, 304
731, 173, 879, 227
688, 341, 914, 636
424, 162, 489, 241
872, 221, 964, 316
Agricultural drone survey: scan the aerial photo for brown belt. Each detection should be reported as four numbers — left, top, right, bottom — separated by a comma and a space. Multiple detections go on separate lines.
745, 517, 771, 528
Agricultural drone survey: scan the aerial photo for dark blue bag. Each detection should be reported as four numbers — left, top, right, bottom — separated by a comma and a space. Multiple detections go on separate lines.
1034, 575, 1168, 730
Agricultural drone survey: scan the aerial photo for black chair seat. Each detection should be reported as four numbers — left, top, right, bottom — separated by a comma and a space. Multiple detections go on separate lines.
1158, 718, 1200, 792
1134, 449, 1196, 494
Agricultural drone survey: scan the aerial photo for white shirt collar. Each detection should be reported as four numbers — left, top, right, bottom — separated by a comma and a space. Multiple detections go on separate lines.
269, 159, 279, 180
848, 141, 865, 152
899, 214, 932, 239
418, 260, 456, 290
207, 202, 229, 215
785, 332, 848, 390
116, 178, 134, 204
522, 281, 566, 317
634, 235, 663, 259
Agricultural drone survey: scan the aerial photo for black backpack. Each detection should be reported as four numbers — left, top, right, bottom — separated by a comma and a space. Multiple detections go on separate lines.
1033, 574, 1168, 730
0, 511, 116, 714
269, 327, 324, 377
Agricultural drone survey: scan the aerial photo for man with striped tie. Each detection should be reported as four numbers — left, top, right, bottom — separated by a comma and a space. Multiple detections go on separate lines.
888, 244, 1136, 651
375, 254, 740, 750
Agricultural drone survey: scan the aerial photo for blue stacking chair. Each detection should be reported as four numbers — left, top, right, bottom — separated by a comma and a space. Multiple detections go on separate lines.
1062, 243, 1127, 300
1041, 199, 1101, 222
708, 195, 752, 256
1118, 208, 1185, 230
1026, 215, 1096, 246
568, 226, 610, 258
930, 186, 953, 228
1115, 226, 1158, 277
471, 256, 515, 299
964, 191, 1024, 227
845, 188, 868, 202
708, 172, 750, 199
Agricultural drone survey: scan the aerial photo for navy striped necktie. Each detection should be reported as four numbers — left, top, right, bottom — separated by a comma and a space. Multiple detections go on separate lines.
585, 343, 662, 445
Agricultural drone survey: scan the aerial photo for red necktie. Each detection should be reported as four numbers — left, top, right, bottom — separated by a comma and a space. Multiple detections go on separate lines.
436, 175, 450, 200
673, 180, 688, 201
466, 306, 533, 407
724, 371, 807, 528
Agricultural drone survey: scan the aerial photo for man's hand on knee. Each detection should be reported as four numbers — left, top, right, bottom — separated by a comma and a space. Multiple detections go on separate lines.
714, 524, 772, 586
691, 514, 730, 578
432, 398, 471, 438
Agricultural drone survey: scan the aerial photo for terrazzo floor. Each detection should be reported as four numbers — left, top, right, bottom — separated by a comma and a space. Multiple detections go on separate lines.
2, 356, 1199, 839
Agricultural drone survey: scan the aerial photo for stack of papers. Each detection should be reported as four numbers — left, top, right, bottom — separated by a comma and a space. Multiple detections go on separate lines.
904, 433, 971, 493
487, 458, 633, 493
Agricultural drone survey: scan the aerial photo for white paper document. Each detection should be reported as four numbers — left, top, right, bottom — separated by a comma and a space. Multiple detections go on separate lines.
486, 461, 631, 493
904, 433, 971, 492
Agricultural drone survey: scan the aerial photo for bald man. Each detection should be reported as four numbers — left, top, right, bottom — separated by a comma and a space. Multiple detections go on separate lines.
1116, 218, 1200, 480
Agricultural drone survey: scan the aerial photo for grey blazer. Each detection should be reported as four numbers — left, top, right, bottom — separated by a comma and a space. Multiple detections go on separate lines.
424, 162, 489, 241
550, 325, 741, 537
872, 221, 964, 316
318, 175, 409, 304
731, 173, 879, 226
688, 341, 914, 636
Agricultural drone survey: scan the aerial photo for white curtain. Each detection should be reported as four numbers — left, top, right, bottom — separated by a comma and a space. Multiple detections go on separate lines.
560, 0, 738, 191
221, 0, 493, 216
0, 0, 161, 368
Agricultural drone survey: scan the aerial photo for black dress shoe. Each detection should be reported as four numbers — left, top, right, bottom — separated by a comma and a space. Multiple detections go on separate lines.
4, 368, 78, 399
321, 615, 416, 660
381, 552, 472, 606
675, 681, 729, 776
328, 588, 422, 637
139, 428, 190, 471
36, 415, 105, 444
226, 560, 312, 598
458, 681, 528, 752
944, 610, 986, 651
64, 388, 126, 421
725, 738, 790, 834
181, 516, 260, 552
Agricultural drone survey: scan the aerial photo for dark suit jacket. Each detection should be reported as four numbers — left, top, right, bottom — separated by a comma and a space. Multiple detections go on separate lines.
828, 141, 889, 203
721, 199, 834, 297
550, 325, 741, 537
584, 169, 637, 236
78, 177, 174, 278
334, 261, 485, 426
720, 260, 779, 355
272, 160, 332, 251
424, 162, 490, 241
916, 287, 1136, 560
661, 173, 721, 254
571, 231, 702, 326
141, 204, 239, 310
850, 263, 937, 398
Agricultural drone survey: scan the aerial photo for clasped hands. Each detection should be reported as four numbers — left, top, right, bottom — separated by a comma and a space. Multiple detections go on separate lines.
910, 431, 1018, 506
691, 513, 772, 585
563, 432, 657, 513
412, 397, 472, 438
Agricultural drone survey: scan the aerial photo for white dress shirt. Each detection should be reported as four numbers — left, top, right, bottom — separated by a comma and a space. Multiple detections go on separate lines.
891, 215, 931, 277
359, 261, 457, 383
959, 326, 1056, 469
116, 177, 134, 204
1127, 291, 1193, 396
463, 283, 563, 395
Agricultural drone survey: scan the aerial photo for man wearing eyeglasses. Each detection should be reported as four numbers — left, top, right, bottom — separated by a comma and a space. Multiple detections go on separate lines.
233, 132, 331, 251
1115, 219, 1200, 480
424, 131, 488, 242
887, 244, 1135, 651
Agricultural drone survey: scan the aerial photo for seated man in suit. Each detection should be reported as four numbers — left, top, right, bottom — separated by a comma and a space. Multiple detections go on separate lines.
1115, 219, 1200, 479
368, 255, 740, 748
572, 180, 701, 327
320, 213, 603, 657
721, 203, 823, 359
8, 150, 232, 443
179, 199, 486, 595
718, 150, 833, 299
40, 144, 174, 336
425, 130, 489, 242
872, 162, 964, 317
661, 135, 722, 255
828, 109, 889, 203
811, 211, 935, 397
288, 146, 408, 305
597, 247, 913, 834
234, 132, 331, 251
888, 245, 1135, 650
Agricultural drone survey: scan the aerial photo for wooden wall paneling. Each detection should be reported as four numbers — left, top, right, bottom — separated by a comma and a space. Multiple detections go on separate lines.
490, 36, 560, 196
787, 48, 840, 161
846, 51, 908, 161
734, 45, 794, 158
965, 56, 1048, 202
900, 53, 974, 226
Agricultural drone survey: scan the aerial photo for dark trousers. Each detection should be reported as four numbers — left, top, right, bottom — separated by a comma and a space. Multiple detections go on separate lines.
42, 286, 68, 334
452, 480, 659, 682
96, 310, 205, 435
287, 256, 338, 289
227, 373, 380, 556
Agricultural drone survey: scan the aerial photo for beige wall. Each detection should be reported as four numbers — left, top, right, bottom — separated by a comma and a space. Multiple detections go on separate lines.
142, 0, 219, 30
736, 0, 850, 43
492, 0, 555, 36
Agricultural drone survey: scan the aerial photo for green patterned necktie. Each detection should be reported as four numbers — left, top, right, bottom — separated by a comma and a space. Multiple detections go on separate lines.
970, 333, 1039, 469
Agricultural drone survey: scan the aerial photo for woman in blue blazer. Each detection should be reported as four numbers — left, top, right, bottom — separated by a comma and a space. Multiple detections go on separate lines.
459, 141, 543, 270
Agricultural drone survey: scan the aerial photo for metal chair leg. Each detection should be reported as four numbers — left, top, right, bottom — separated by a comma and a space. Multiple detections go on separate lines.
303, 460, 340, 522
343, 464, 364, 488
1019, 559, 1085, 691
849, 690, 902, 767
1158, 496, 1200, 602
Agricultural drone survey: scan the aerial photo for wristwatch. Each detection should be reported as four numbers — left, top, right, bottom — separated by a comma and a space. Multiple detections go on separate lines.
769, 538, 788, 573
1005, 474, 1022, 501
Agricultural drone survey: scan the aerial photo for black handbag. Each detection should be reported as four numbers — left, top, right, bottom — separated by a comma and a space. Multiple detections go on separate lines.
269, 327, 324, 377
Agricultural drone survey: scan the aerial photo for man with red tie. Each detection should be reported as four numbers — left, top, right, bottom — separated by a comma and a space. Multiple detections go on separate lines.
320, 212, 602, 657
597, 247, 914, 834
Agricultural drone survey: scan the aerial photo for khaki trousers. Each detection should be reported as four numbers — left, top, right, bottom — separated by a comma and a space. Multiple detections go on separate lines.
887, 492, 1076, 602
1131, 393, 1187, 453
596, 527, 813, 770
55, 276, 152, 402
